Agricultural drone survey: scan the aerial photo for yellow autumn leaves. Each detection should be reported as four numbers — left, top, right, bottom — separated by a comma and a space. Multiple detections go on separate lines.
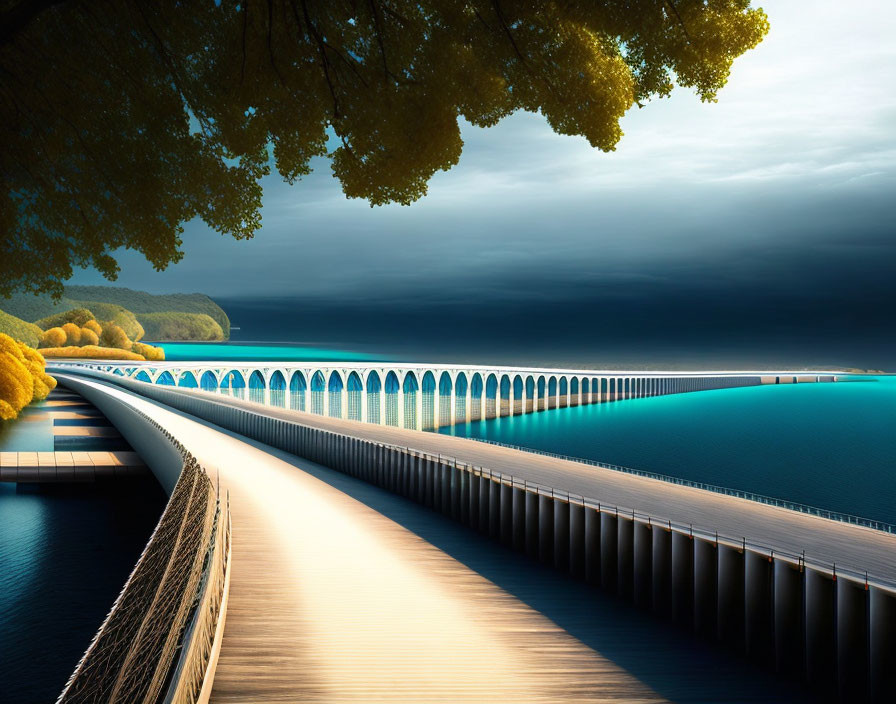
38, 319, 165, 361
0, 333, 57, 421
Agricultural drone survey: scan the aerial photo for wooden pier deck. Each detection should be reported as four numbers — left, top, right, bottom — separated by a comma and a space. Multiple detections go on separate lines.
62, 376, 813, 703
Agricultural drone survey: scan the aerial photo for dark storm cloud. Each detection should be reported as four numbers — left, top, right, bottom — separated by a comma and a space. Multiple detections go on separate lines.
70, 1, 896, 367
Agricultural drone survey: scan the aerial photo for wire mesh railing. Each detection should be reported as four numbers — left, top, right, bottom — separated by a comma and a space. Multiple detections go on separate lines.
56, 407, 230, 704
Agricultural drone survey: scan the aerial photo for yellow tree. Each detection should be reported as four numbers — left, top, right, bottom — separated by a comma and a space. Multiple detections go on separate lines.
1, 1, 769, 297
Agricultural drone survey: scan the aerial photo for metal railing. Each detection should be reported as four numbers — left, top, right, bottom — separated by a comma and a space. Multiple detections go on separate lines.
370, 441, 896, 593
56, 407, 231, 704
460, 437, 896, 535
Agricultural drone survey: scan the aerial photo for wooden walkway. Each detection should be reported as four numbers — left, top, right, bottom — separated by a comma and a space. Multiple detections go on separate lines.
0, 450, 145, 482
65, 377, 811, 703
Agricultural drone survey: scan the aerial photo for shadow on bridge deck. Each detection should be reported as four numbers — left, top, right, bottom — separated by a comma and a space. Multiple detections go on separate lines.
219, 427, 812, 704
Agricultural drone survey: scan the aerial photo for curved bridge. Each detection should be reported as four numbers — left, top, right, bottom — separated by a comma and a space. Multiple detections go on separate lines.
63, 361, 837, 430
50, 368, 895, 703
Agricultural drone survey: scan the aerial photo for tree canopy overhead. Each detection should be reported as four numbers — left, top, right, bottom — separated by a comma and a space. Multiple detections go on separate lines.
1, 0, 769, 297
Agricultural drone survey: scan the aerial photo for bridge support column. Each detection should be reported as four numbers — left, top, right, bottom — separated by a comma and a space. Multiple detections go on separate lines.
870, 585, 896, 703
500, 480, 513, 547
450, 462, 461, 521
525, 490, 539, 559
693, 537, 718, 638
488, 474, 501, 540
468, 471, 480, 531
745, 551, 774, 664
717, 544, 745, 648
633, 521, 653, 610
512, 485, 526, 552
569, 502, 585, 578
478, 472, 490, 535
837, 577, 869, 701
617, 514, 634, 600
538, 494, 554, 565
804, 568, 836, 692
459, 464, 470, 525
600, 511, 618, 593
773, 558, 804, 676
651, 526, 672, 618
553, 499, 570, 573
671, 531, 694, 626
585, 507, 601, 584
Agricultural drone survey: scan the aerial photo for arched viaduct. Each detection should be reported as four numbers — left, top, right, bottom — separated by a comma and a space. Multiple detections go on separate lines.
61, 362, 835, 431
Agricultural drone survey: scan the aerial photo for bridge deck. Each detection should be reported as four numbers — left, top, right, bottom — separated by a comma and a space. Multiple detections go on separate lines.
69, 377, 810, 703
170, 387, 896, 586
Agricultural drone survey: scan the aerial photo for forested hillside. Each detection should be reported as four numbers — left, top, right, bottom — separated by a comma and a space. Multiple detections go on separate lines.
1, 286, 230, 340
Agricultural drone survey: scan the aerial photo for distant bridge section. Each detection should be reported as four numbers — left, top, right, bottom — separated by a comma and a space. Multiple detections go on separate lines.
57, 361, 838, 431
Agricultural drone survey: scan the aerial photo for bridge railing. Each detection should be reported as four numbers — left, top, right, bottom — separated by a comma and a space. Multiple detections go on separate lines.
463, 437, 896, 535
56, 405, 231, 704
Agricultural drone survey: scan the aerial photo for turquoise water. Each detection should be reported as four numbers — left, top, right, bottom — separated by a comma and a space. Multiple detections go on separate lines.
440, 377, 896, 526
0, 402, 54, 451
156, 342, 383, 362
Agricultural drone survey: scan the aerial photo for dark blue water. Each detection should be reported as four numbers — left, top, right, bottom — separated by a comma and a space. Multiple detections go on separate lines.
441, 377, 896, 525
0, 480, 166, 703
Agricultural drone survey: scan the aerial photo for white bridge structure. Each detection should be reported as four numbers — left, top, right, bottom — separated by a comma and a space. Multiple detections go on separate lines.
56, 362, 837, 431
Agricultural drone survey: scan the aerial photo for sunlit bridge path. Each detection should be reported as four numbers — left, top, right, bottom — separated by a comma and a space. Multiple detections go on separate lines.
58, 375, 813, 703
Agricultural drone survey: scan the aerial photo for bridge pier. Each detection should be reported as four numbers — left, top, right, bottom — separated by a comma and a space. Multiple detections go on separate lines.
870, 586, 896, 703
569, 502, 585, 579
553, 498, 570, 573
600, 511, 618, 594
804, 569, 837, 692
671, 531, 694, 627
584, 507, 601, 585
538, 494, 554, 565
773, 558, 804, 676
717, 544, 745, 649
652, 527, 672, 618
512, 484, 527, 552
693, 537, 718, 637
500, 480, 514, 547
617, 514, 634, 600
633, 521, 653, 610
745, 551, 774, 665
837, 576, 869, 701
525, 490, 539, 559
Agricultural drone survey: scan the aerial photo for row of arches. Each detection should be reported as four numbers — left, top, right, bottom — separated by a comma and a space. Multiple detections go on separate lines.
115, 365, 759, 431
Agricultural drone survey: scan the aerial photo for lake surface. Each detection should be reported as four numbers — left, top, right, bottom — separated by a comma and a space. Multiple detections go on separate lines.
156, 341, 384, 362
0, 389, 167, 702
0, 479, 166, 703
440, 377, 896, 526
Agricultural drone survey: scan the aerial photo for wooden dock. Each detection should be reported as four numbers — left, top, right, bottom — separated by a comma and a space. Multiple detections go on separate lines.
0, 450, 146, 482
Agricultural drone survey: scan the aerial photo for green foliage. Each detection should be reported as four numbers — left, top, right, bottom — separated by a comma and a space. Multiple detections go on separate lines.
77, 303, 144, 342
34, 307, 96, 330
83, 319, 103, 336
0, 309, 42, 347
79, 328, 99, 346
1, 2, 769, 297
65, 286, 230, 338
139, 312, 224, 341
39, 345, 147, 361
0, 286, 230, 339
40, 327, 67, 348
60, 323, 82, 346
99, 323, 133, 350
132, 342, 166, 361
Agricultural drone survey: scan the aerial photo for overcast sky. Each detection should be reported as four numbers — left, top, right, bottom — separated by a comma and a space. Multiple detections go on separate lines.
71, 0, 896, 367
